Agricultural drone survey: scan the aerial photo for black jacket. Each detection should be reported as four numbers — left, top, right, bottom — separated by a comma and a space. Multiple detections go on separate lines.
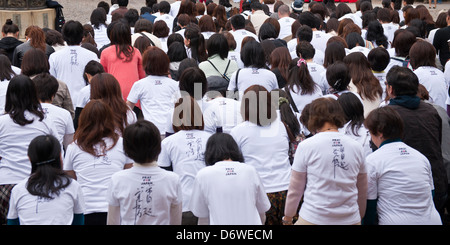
0, 37, 23, 63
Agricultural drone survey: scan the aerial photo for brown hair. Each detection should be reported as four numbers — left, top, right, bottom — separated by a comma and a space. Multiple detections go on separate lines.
198, 15, 216, 33
25, 26, 47, 52
343, 52, 383, 101
74, 99, 119, 157
172, 95, 204, 132
90, 73, 131, 134
270, 47, 291, 83
392, 29, 416, 57
364, 106, 404, 140
20, 48, 49, 76
307, 97, 346, 133
143, 46, 170, 76
409, 39, 436, 69
241, 85, 277, 126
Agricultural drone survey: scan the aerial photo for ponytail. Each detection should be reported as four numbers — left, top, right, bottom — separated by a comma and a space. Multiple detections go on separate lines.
287, 58, 317, 95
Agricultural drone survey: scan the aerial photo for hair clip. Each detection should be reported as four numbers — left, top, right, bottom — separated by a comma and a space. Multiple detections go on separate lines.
278, 97, 289, 106
297, 58, 306, 67
35, 159, 56, 166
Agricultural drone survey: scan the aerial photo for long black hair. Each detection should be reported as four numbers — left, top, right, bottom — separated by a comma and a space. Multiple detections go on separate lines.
27, 135, 71, 199
204, 133, 244, 166
5, 74, 44, 126
0, 54, 15, 81
287, 58, 317, 95
337, 92, 364, 136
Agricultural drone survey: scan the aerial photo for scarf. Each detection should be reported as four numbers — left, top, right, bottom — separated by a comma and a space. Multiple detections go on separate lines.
389, 95, 420, 109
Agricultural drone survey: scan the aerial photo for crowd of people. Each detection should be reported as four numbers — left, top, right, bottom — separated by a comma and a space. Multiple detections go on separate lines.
0, 0, 449, 225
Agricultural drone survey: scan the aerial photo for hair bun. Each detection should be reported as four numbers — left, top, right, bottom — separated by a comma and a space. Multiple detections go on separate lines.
5, 19, 13, 25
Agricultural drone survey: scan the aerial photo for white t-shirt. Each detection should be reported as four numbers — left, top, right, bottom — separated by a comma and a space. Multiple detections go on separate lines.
189, 161, 271, 225
107, 164, 182, 225
413, 66, 447, 109
7, 177, 85, 225
346, 46, 371, 57
93, 24, 109, 49
339, 121, 372, 157
154, 14, 175, 34
306, 62, 327, 93
372, 71, 387, 101
169, 1, 181, 18
75, 84, 90, 108
127, 75, 180, 135
287, 85, 323, 114
49, 46, 98, 104
0, 79, 11, 113
366, 141, 441, 225
230, 118, 291, 193
311, 30, 332, 54
63, 137, 132, 214
158, 129, 212, 212
444, 61, 450, 106
292, 131, 366, 225
41, 103, 75, 147
381, 22, 399, 45
230, 29, 259, 53
0, 111, 58, 185
227, 51, 244, 69
227, 67, 278, 100
203, 97, 243, 134
278, 17, 296, 40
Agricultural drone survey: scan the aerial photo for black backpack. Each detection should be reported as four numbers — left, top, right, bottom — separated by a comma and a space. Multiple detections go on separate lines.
46, 0, 65, 32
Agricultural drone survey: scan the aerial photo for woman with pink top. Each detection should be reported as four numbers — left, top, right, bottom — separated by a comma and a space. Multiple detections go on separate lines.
100, 21, 145, 108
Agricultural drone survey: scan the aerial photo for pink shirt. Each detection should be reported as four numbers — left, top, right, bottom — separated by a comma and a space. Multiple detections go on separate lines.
100, 45, 146, 103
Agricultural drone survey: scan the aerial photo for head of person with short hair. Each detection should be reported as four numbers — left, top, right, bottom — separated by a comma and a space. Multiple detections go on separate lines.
143, 46, 170, 76
123, 120, 161, 164
83, 60, 105, 86
178, 67, 208, 100
241, 85, 277, 127
172, 95, 204, 132
325, 61, 351, 94
62, 20, 84, 46
367, 47, 390, 72
230, 14, 246, 31
20, 48, 49, 77
118, 0, 128, 7
32, 73, 59, 103
385, 65, 419, 98
159, 1, 171, 14
306, 97, 346, 134
296, 25, 313, 42
204, 133, 245, 166
240, 40, 266, 69
364, 106, 404, 148
391, 29, 416, 57
206, 33, 229, 59
408, 40, 437, 70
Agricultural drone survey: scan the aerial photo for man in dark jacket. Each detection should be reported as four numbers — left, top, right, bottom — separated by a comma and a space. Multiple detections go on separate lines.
386, 65, 448, 222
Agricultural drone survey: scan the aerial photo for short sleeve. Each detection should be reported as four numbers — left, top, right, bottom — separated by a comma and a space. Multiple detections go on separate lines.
107, 175, 120, 207
189, 173, 209, 218
72, 181, 86, 214
6, 186, 19, 220
291, 142, 308, 173
126, 82, 141, 104
365, 157, 379, 200
63, 144, 76, 171
158, 139, 172, 168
